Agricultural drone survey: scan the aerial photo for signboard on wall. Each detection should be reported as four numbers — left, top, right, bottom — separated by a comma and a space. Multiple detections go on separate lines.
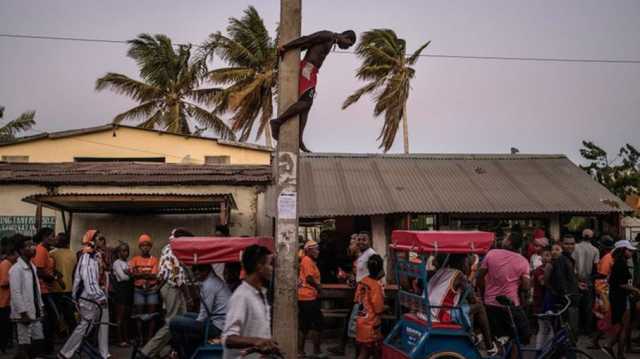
0, 216, 56, 236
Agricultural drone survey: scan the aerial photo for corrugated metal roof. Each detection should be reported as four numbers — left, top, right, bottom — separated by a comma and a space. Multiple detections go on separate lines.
297, 153, 631, 217
0, 162, 272, 186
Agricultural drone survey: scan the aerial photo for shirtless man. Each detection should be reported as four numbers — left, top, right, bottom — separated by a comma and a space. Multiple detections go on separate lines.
270, 30, 356, 152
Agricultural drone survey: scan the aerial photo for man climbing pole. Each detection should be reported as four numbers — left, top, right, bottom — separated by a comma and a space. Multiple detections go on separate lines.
270, 30, 356, 152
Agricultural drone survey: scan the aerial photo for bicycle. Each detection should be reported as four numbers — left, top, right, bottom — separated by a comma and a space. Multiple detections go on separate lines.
61, 296, 117, 359
495, 294, 594, 359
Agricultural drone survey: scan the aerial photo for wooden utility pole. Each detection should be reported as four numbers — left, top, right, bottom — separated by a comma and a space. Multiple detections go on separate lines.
273, 0, 301, 358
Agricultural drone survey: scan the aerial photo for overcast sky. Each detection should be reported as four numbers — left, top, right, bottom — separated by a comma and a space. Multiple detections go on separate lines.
1, 0, 639, 163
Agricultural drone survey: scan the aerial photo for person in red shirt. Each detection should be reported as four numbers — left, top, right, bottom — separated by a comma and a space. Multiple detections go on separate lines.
0, 236, 18, 353
129, 234, 160, 343
355, 254, 385, 359
297, 240, 324, 357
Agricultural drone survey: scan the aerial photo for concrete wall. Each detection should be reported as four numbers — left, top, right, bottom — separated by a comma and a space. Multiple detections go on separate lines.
0, 185, 63, 234
0, 127, 271, 165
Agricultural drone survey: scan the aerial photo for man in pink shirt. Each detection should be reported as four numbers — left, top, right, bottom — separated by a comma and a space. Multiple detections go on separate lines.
478, 232, 531, 344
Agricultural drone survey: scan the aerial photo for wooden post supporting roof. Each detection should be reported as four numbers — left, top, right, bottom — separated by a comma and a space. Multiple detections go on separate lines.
273, 0, 301, 357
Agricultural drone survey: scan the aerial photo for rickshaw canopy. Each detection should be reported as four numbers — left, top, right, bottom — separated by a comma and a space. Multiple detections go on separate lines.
170, 236, 274, 265
391, 230, 494, 254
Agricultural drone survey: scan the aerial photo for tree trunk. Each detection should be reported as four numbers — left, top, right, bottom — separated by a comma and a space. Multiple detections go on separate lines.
273, 0, 301, 358
402, 103, 409, 154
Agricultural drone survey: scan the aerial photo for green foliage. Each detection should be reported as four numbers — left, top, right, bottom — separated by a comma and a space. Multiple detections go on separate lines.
96, 34, 234, 139
199, 6, 277, 144
580, 141, 640, 199
0, 106, 36, 143
343, 29, 430, 152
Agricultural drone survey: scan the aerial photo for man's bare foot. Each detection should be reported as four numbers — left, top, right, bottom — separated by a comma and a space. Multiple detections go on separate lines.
300, 141, 311, 153
270, 119, 281, 141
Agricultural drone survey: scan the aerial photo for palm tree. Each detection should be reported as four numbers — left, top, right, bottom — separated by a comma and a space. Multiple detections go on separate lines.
342, 29, 430, 153
0, 106, 36, 143
96, 34, 234, 139
199, 6, 277, 146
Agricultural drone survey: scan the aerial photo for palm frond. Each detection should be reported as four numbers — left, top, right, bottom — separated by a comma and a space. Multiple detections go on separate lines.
407, 41, 430, 65
96, 73, 162, 102
355, 65, 393, 81
342, 79, 384, 109
112, 101, 159, 124
185, 103, 236, 140
209, 32, 260, 68
255, 88, 274, 141
189, 87, 224, 106
227, 6, 273, 63
208, 67, 255, 85
0, 111, 36, 139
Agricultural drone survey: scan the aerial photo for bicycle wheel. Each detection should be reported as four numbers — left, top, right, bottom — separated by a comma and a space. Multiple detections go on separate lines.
556, 348, 595, 359
426, 352, 467, 359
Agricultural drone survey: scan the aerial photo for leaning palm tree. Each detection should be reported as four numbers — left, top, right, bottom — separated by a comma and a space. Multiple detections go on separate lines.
96, 34, 234, 139
342, 29, 430, 153
0, 106, 36, 143
199, 6, 278, 146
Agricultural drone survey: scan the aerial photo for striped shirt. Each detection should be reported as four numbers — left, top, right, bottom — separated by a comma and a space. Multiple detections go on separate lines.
73, 252, 106, 302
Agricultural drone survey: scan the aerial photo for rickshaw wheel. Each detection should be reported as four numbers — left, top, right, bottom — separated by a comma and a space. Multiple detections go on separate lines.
426, 352, 466, 359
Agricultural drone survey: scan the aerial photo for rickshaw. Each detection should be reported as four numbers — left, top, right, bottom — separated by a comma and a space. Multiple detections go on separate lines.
382, 230, 494, 359
382, 230, 594, 359
170, 236, 274, 359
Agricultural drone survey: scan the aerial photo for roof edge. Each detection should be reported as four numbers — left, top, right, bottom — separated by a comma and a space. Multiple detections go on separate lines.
301, 152, 568, 160
0, 123, 274, 152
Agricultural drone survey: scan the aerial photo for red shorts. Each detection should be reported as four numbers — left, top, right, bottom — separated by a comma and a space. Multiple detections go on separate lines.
299, 60, 318, 95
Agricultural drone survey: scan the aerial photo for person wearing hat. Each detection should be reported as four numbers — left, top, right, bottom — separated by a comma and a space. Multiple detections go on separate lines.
129, 233, 160, 343
603, 240, 640, 359
298, 239, 325, 358
59, 230, 109, 359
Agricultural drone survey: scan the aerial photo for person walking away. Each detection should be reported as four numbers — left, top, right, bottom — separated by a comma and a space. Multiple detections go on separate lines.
533, 246, 554, 349
590, 236, 615, 349
112, 242, 133, 348
573, 229, 600, 335
355, 255, 385, 359
49, 233, 77, 336
298, 240, 325, 357
58, 229, 109, 359
477, 233, 531, 346
0, 236, 18, 353
10, 234, 45, 359
32, 227, 59, 354
141, 228, 192, 358
129, 234, 160, 343
603, 240, 640, 359
549, 235, 580, 337
171, 264, 231, 359
222, 245, 280, 359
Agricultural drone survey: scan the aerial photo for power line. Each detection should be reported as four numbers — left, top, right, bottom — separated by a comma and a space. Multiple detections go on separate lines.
2, 32, 640, 64
334, 50, 640, 64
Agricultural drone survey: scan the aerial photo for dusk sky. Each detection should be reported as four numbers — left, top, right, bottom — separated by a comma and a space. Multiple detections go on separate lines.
1, 0, 639, 163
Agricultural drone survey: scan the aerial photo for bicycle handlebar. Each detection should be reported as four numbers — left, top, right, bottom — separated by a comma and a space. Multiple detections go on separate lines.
534, 294, 573, 319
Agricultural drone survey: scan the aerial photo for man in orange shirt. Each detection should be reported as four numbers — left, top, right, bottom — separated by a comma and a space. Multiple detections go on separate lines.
129, 234, 160, 343
298, 240, 324, 357
355, 254, 385, 359
32, 227, 59, 354
0, 236, 18, 353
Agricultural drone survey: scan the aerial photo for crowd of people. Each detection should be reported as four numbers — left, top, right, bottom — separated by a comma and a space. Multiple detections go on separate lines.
0, 227, 280, 359
401, 228, 640, 359
2, 225, 640, 359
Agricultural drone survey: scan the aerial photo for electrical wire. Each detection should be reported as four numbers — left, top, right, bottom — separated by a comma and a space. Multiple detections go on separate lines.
2, 32, 640, 64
